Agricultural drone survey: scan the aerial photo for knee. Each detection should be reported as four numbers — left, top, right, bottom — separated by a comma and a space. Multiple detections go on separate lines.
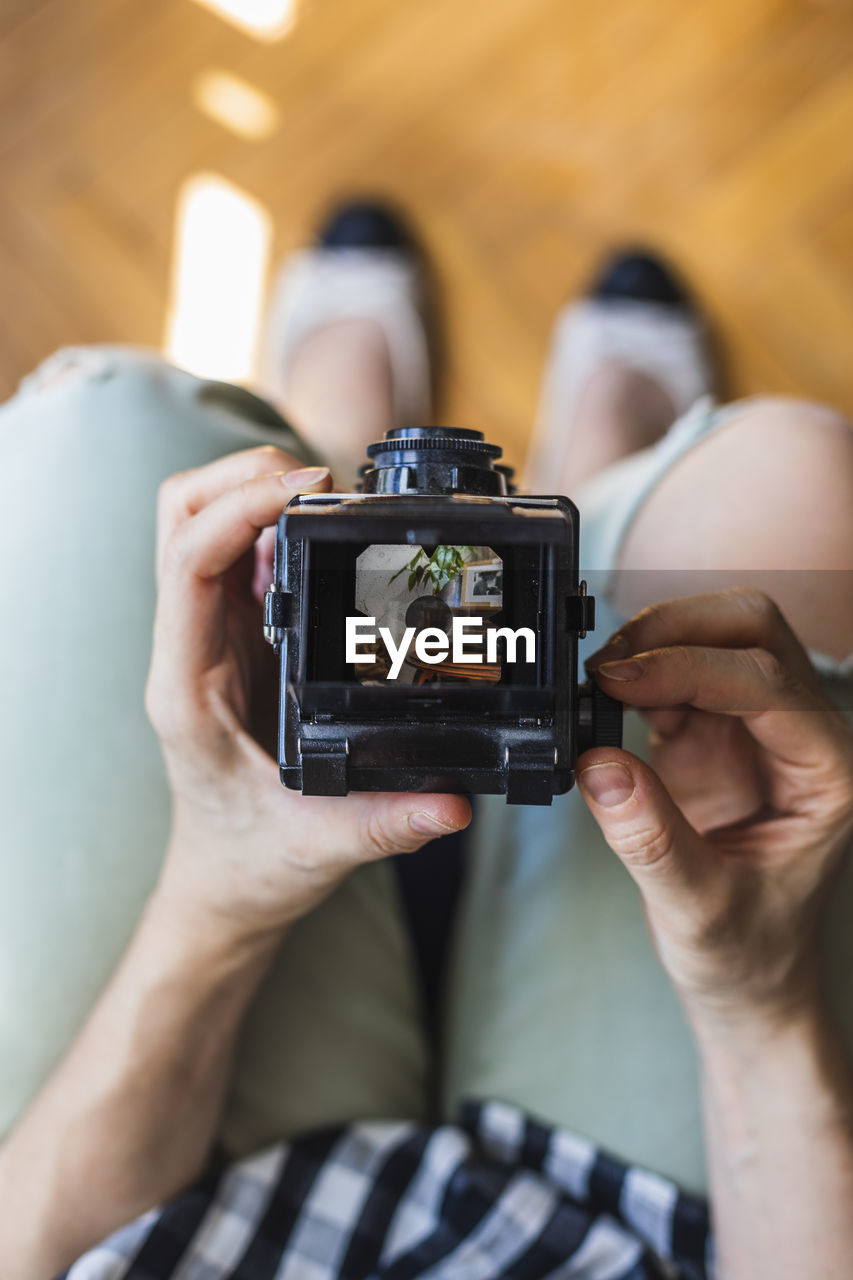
19, 346, 128, 396
730, 397, 853, 564
12, 348, 195, 432
622, 394, 853, 569
10, 345, 202, 442
614, 392, 853, 657
730, 394, 851, 448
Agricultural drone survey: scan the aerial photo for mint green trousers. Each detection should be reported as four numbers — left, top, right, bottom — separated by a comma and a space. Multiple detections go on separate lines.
2, 349, 851, 1196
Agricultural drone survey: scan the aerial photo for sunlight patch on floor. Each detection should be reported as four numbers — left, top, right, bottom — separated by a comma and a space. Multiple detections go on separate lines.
192, 69, 281, 139
189, 0, 298, 41
164, 173, 272, 383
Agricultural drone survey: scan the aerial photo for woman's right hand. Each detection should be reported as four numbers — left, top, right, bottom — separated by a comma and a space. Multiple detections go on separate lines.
581, 597, 853, 1280
580, 590, 853, 1030
145, 446, 471, 948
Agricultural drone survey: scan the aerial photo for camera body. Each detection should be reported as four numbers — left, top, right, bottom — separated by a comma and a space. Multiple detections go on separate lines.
264, 427, 621, 805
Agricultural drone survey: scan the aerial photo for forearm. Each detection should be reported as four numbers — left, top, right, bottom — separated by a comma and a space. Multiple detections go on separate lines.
0, 887, 280, 1280
691, 1002, 853, 1279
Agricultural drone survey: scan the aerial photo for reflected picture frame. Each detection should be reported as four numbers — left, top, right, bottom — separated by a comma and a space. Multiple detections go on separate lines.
461, 558, 503, 608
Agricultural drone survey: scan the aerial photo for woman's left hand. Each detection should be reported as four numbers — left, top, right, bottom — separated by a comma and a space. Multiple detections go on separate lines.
579, 590, 853, 1028
145, 446, 470, 948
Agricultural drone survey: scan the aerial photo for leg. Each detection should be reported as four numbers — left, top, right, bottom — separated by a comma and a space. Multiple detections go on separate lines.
281, 317, 395, 476
444, 339, 853, 1192
0, 347, 428, 1155
258, 199, 432, 487
611, 395, 853, 662
522, 249, 712, 497
442, 734, 711, 1191
550, 363, 677, 491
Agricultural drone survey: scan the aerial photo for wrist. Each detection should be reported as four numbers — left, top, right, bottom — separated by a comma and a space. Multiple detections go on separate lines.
144, 878, 285, 979
690, 998, 853, 1177
687, 991, 850, 1106
687, 991, 824, 1054
160, 795, 348, 944
670, 946, 825, 1045
156, 790, 313, 950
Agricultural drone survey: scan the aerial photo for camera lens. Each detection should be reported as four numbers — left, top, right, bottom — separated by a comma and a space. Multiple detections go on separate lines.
359, 426, 512, 497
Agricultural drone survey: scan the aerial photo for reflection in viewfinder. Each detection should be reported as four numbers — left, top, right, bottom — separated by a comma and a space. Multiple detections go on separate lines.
353, 543, 504, 684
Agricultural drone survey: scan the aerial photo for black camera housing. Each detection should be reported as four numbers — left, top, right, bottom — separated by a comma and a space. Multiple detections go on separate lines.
264, 427, 621, 805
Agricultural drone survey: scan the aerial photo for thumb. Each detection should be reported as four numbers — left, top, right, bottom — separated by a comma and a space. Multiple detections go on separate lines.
577, 748, 708, 914
355, 792, 472, 860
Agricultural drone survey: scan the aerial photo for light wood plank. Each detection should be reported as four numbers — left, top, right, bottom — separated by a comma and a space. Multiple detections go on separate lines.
1, 0, 852, 465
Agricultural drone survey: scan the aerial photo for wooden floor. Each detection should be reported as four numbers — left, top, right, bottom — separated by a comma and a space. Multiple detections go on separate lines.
2, 0, 853, 472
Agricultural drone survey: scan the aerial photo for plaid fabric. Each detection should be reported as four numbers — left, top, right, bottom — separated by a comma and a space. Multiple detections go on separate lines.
61, 1099, 713, 1280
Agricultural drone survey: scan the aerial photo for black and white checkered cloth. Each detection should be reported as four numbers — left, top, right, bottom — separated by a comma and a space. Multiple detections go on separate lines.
60, 1099, 712, 1280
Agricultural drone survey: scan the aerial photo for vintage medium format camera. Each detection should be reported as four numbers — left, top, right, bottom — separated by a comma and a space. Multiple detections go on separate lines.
263, 426, 622, 805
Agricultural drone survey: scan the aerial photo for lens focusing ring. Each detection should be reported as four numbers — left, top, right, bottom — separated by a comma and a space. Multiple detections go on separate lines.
366, 434, 502, 460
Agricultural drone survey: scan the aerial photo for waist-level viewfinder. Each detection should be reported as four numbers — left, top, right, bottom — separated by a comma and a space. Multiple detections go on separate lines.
264, 426, 622, 805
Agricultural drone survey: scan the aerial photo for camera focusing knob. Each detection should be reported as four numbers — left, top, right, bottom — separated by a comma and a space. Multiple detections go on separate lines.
577, 680, 624, 753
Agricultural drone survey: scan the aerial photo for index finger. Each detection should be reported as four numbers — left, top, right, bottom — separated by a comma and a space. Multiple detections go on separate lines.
155, 446, 316, 584
587, 589, 820, 689
153, 467, 331, 681
595, 643, 852, 780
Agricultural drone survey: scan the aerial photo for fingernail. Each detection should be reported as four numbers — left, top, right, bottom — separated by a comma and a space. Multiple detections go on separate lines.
282, 465, 330, 488
408, 811, 458, 836
579, 762, 635, 807
585, 634, 630, 670
597, 657, 645, 681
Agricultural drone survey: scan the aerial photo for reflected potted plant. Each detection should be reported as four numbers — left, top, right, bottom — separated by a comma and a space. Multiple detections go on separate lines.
389, 544, 476, 595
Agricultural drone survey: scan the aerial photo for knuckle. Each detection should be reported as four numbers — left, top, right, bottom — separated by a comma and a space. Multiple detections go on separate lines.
744, 646, 795, 694
823, 743, 853, 824
160, 524, 191, 578
157, 469, 190, 510
632, 599, 668, 644
734, 587, 782, 628
156, 471, 193, 538
361, 809, 406, 859
243, 447, 299, 486
145, 681, 201, 745
256, 444, 291, 467
613, 820, 676, 870
144, 674, 176, 735
736, 588, 791, 643
664, 642, 694, 672
825, 783, 853, 830
237, 475, 262, 503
